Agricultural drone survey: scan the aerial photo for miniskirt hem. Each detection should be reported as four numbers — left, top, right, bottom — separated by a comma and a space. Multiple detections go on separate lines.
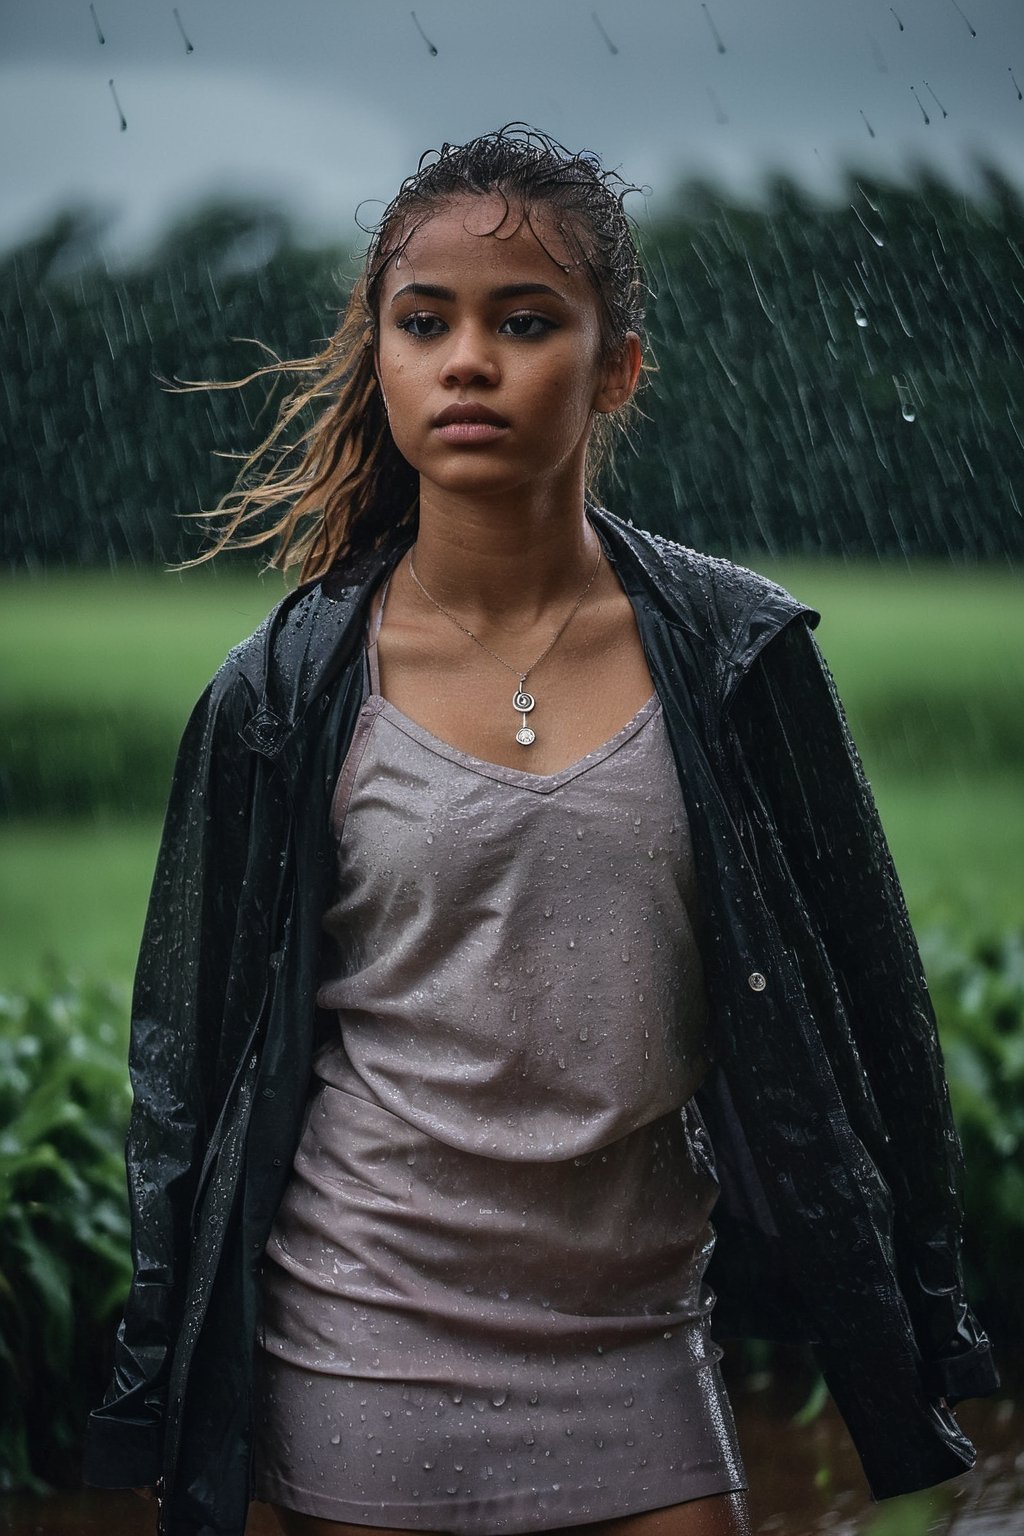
254, 1467, 749, 1534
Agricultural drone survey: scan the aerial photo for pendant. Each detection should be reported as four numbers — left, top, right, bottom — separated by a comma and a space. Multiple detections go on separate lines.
513, 680, 536, 746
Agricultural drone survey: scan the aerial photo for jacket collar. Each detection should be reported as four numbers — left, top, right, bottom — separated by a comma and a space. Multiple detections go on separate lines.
240, 505, 814, 759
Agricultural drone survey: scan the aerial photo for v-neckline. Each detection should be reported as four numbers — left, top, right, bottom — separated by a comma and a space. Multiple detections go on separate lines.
365, 691, 662, 794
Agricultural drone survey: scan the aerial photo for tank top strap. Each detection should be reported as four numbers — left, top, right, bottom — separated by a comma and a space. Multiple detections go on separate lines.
366, 572, 395, 696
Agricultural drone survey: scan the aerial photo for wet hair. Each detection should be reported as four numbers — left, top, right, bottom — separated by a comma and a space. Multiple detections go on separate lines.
186, 126, 648, 579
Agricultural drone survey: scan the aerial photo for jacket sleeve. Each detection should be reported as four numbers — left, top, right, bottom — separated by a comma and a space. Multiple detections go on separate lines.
728, 614, 998, 1405
82, 659, 259, 1488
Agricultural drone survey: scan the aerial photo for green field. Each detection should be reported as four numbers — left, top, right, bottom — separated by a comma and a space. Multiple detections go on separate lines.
1, 561, 1021, 987
0, 567, 280, 714
3, 560, 1022, 715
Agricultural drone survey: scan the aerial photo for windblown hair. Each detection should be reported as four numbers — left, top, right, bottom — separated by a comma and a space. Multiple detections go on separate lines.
184, 126, 648, 580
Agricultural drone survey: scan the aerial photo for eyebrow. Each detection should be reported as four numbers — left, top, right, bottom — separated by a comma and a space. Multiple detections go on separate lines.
388, 281, 567, 306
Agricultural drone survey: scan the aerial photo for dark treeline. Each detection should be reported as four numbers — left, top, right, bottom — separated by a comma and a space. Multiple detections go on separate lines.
2, 167, 1022, 569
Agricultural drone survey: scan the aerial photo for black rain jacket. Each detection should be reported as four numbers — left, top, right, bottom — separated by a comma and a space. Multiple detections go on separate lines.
83, 506, 998, 1535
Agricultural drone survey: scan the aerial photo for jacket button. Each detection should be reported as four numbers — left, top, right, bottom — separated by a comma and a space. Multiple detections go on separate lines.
747, 971, 767, 992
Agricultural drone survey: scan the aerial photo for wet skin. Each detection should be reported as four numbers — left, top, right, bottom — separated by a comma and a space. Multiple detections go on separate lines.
372, 194, 655, 777
266, 202, 747, 1536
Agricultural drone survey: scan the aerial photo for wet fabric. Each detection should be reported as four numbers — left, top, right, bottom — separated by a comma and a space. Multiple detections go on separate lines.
254, 678, 744, 1528
85, 506, 995, 1534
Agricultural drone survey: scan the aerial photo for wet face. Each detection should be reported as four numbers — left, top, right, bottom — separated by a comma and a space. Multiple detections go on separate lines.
374, 195, 637, 504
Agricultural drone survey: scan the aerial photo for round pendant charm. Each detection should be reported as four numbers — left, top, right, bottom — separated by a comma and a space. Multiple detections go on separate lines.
513, 689, 535, 714
516, 727, 536, 746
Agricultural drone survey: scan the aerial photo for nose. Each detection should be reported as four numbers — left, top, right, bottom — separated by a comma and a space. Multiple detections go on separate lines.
439, 322, 499, 389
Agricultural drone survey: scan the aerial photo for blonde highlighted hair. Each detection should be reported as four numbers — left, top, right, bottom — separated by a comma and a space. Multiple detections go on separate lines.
182, 126, 648, 581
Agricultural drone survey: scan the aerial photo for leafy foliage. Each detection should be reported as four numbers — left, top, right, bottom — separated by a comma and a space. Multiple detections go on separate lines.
0, 977, 132, 1491
0, 932, 1020, 1490
920, 928, 1024, 1347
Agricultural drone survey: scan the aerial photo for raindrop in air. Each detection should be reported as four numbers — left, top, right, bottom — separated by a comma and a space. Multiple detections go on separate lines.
411, 10, 438, 55
108, 77, 126, 131
894, 376, 917, 422
591, 11, 618, 55
701, 3, 727, 54
1010, 67, 1023, 102
173, 8, 195, 54
852, 206, 884, 247
859, 109, 876, 138
949, 0, 977, 38
924, 81, 949, 118
854, 306, 869, 328
910, 86, 931, 125
89, 3, 105, 44
889, 6, 904, 29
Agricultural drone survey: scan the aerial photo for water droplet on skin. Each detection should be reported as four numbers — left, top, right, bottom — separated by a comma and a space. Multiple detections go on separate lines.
330, 1433, 341, 1445
578, 1026, 589, 1042
543, 903, 554, 919
491, 1391, 508, 1407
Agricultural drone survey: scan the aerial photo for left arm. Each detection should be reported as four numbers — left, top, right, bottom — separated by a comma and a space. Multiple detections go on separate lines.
727, 615, 997, 1403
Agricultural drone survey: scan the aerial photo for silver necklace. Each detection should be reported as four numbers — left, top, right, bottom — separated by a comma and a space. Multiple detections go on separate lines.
407, 541, 603, 748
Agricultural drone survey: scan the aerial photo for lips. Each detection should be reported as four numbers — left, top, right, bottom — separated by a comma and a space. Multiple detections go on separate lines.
431, 402, 510, 428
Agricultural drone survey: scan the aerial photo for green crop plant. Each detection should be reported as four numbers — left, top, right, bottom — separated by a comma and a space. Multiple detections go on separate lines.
0, 976, 132, 1491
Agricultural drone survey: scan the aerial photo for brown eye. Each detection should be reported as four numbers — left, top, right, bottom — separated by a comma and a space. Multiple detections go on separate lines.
500, 314, 557, 339
398, 313, 446, 339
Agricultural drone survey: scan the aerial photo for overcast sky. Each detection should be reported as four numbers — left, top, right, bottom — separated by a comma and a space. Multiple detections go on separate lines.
2, 0, 1022, 257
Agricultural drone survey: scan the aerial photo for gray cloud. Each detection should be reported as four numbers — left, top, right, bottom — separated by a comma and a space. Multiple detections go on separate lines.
2, 0, 1022, 254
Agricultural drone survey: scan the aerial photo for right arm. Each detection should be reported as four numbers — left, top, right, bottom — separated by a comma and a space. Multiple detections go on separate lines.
83, 660, 258, 1488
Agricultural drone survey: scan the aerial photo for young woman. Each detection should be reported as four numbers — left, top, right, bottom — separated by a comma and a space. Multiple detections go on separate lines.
84, 129, 996, 1536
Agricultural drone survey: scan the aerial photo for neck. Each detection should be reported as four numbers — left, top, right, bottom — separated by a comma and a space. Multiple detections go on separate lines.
410, 480, 600, 624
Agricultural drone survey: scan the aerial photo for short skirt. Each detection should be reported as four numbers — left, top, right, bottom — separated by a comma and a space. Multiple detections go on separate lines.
253, 1080, 746, 1532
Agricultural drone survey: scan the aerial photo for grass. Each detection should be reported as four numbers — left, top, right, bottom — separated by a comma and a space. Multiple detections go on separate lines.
1, 559, 1021, 716
0, 567, 280, 715
0, 821, 160, 996
0, 560, 1020, 986
759, 559, 1024, 702
0, 770, 1020, 991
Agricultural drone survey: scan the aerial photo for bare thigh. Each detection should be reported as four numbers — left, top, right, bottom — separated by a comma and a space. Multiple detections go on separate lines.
271, 1513, 445, 1536
562, 1492, 752, 1536
270, 1491, 751, 1536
